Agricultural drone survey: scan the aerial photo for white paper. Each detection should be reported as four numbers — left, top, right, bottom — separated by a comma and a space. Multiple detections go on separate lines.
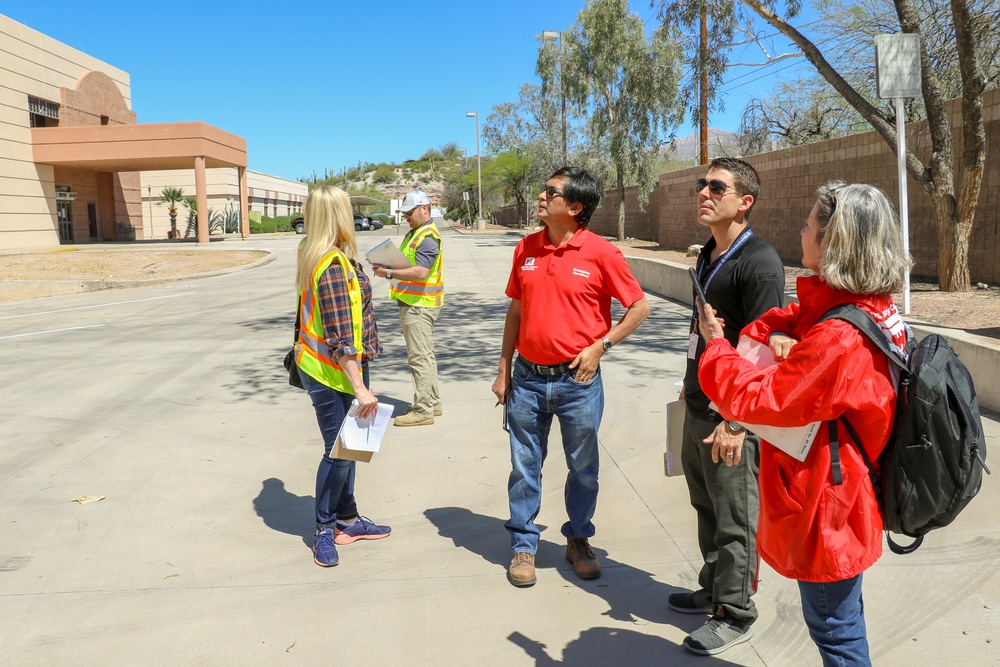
364, 239, 412, 271
709, 336, 822, 462
339, 400, 395, 453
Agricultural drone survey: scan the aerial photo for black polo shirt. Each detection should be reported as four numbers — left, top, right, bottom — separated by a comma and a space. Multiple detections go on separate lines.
683, 229, 785, 419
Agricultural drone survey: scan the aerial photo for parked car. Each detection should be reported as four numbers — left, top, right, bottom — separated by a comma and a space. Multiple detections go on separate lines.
369, 218, 384, 230
292, 216, 305, 234
353, 213, 371, 231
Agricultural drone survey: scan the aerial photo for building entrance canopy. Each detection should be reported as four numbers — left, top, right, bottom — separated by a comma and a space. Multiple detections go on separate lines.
32, 121, 249, 242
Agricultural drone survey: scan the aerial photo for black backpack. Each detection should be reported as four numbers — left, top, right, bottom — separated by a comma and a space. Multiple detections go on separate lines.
820, 304, 990, 554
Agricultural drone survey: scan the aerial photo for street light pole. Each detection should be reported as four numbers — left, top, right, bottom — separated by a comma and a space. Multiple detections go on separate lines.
542, 29, 567, 166
147, 184, 154, 237
466, 111, 483, 229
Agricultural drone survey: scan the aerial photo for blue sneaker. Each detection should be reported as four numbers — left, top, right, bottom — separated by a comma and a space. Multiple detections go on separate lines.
312, 527, 339, 567
334, 516, 391, 545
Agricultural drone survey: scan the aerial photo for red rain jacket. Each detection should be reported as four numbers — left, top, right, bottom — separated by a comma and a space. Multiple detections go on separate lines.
699, 276, 903, 582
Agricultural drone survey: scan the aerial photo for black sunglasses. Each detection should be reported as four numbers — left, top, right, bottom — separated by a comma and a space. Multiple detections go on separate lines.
541, 185, 565, 199
696, 178, 738, 197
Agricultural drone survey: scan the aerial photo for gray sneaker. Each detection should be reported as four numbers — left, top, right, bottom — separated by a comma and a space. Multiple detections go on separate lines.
668, 588, 713, 614
683, 615, 754, 655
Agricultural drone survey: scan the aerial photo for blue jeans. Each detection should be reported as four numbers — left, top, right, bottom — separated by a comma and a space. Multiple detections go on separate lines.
505, 356, 604, 553
798, 574, 871, 667
300, 369, 369, 528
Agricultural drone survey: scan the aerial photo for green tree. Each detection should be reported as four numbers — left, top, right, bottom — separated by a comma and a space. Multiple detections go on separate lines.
541, 0, 684, 241
484, 151, 533, 226
156, 186, 185, 239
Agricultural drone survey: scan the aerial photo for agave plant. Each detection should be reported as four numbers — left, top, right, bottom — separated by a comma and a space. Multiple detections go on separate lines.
157, 187, 185, 239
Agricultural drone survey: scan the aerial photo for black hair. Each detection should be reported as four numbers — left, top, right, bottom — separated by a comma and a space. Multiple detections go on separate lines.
708, 157, 761, 221
550, 167, 602, 226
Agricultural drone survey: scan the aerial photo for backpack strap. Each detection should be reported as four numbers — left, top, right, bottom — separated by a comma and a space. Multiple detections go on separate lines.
818, 304, 907, 371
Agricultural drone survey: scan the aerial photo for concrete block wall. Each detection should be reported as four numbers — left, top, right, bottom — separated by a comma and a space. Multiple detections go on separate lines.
494, 88, 1000, 284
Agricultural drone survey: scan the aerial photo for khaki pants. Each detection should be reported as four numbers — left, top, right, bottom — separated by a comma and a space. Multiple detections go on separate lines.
398, 303, 441, 417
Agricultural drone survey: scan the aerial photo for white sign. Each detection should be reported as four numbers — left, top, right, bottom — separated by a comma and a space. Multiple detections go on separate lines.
876, 34, 921, 99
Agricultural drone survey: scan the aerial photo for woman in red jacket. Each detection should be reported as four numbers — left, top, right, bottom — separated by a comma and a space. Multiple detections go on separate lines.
696, 181, 910, 666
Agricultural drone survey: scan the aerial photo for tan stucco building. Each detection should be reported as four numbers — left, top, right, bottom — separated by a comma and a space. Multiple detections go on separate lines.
1, 14, 303, 250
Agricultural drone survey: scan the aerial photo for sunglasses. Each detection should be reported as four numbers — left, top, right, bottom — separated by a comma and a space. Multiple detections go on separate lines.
402, 205, 423, 216
696, 178, 738, 197
541, 185, 565, 199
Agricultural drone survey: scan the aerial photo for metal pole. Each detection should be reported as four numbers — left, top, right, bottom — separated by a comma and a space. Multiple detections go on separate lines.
147, 184, 154, 237
560, 34, 566, 166
467, 111, 483, 228
896, 97, 911, 314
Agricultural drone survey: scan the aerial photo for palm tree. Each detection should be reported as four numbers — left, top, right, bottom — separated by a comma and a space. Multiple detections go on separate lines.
157, 187, 185, 239
182, 197, 198, 237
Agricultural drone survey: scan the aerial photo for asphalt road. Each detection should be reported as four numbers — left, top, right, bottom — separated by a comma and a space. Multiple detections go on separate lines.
0, 229, 997, 665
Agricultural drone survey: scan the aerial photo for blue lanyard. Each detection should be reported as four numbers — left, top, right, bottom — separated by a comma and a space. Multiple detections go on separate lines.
695, 228, 754, 296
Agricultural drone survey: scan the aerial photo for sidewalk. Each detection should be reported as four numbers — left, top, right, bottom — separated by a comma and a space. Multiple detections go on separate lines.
0, 231, 997, 665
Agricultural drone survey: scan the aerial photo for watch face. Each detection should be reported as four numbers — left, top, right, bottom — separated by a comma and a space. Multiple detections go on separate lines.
603, 338, 612, 351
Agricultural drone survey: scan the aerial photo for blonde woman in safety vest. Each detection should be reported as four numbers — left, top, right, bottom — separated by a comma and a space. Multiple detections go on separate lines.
294, 185, 391, 567
370, 189, 443, 427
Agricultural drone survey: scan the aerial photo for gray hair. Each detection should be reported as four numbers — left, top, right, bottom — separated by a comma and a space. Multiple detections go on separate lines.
814, 181, 912, 294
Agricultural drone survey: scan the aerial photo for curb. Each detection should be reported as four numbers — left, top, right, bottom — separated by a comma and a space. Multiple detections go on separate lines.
625, 254, 1000, 415
0, 250, 275, 302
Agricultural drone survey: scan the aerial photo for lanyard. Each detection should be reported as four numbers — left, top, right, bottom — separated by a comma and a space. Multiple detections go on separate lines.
695, 227, 755, 296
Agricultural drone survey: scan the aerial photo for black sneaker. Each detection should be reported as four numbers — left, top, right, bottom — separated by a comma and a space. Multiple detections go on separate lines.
683, 614, 754, 655
668, 588, 713, 614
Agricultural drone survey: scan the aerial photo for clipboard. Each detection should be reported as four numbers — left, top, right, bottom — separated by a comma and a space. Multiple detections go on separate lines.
365, 239, 412, 270
664, 399, 686, 476
332, 400, 395, 463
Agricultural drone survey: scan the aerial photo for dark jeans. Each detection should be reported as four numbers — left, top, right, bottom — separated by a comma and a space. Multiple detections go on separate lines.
681, 406, 760, 626
300, 368, 369, 528
505, 357, 604, 553
798, 574, 871, 666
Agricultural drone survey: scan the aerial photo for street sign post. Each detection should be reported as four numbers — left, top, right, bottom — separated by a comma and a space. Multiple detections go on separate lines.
876, 33, 921, 314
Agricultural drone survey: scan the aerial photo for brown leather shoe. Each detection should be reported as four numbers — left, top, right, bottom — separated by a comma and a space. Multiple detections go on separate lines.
393, 412, 434, 427
508, 552, 536, 587
566, 537, 601, 579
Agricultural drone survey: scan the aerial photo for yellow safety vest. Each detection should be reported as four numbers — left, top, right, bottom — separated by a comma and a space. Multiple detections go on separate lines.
295, 248, 364, 394
389, 222, 444, 307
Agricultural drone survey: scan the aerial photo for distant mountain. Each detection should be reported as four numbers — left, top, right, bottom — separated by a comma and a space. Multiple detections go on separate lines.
666, 129, 740, 162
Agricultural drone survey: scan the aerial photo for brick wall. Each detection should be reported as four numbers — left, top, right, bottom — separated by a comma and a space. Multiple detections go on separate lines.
495, 88, 1000, 284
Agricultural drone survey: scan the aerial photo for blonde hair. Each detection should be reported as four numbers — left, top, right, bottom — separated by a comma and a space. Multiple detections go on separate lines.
815, 181, 912, 294
295, 186, 358, 293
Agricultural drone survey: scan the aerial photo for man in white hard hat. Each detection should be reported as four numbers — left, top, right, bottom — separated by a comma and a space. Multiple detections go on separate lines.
371, 190, 444, 426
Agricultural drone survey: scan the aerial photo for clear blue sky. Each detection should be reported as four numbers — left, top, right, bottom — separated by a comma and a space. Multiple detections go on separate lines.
7, 1, 816, 182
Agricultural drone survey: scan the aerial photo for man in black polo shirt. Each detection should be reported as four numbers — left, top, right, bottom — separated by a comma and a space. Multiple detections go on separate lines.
670, 157, 785, 656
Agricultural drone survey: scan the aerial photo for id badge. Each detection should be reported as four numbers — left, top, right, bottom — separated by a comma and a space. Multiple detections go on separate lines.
688, 333, 699, 359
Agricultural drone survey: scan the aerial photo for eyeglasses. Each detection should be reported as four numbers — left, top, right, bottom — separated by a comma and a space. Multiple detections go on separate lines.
541, 185, 565, 199
696, 178, 738, 197
402, 206, 422, 217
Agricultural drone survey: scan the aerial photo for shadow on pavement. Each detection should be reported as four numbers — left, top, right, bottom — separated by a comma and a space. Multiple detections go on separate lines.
424, 506, 702, 629
253, 477, 313, 547
507, 628, 743, 667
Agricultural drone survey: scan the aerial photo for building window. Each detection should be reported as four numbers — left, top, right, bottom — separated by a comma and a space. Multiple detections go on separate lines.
28, 96, 60, 128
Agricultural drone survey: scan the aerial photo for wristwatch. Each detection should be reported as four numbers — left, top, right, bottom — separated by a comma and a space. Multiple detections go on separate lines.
601, 336, 613, 353
726, 420, 746, 434
386, 268, 392, 279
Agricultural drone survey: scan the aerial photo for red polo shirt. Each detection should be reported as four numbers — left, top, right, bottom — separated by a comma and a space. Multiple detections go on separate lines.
506, 227, 644, 365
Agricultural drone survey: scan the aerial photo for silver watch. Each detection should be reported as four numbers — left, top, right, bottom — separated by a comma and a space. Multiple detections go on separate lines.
726, 420, 746, 434
386, 268, 392, 279
601, 336, 613, 352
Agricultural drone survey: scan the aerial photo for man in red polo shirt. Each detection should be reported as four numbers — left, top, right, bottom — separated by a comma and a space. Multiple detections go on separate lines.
492, 167, 649, 588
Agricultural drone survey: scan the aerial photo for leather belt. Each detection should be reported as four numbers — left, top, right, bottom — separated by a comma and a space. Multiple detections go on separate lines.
521, 358, 574, 376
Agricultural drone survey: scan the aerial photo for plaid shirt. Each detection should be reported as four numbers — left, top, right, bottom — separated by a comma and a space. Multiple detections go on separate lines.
317, 258, 382, 363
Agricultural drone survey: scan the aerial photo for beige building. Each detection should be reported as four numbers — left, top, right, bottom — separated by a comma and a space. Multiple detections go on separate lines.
0, 14, 306, 250
139, 170, 306, 239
